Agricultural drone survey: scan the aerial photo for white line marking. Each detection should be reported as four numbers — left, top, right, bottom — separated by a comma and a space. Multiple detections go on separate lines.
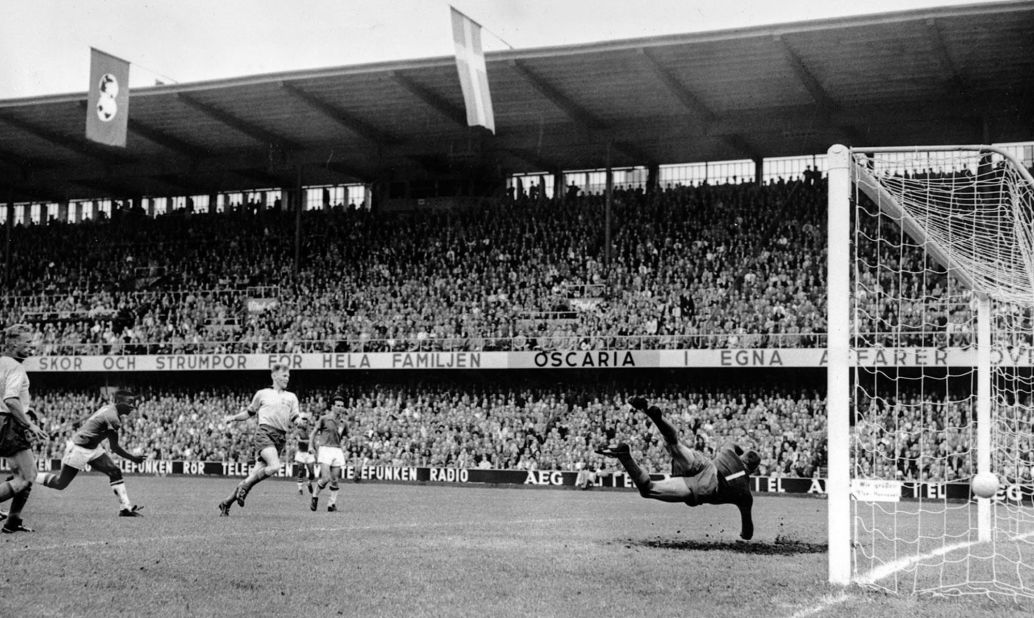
787, 528, 1034, 617
788, 591, 850, 618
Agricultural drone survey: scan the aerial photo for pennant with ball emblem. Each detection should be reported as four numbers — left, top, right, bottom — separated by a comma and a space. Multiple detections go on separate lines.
86, 48, 130, 147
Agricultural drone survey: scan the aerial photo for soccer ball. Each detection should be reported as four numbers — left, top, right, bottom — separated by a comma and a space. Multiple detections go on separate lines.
96, 97, 117, 122
971, 472, 999, 499
131, 446, 144, 457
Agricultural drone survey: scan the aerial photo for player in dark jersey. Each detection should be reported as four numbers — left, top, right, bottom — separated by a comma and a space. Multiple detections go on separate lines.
293, 414, 315, 495
596, 398, 760, 540
36, 390, 146, 517
309, 390, 347, 512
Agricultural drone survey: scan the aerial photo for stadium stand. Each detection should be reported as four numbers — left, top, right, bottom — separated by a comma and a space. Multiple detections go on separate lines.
5, 176, 831, 353
31, 376, 998, 485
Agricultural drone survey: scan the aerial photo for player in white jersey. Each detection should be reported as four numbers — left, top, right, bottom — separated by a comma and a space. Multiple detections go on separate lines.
218, 363, 302, 516
0, 324, 47, 533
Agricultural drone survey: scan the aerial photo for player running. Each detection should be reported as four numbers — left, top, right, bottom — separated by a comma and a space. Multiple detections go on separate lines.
0, 324, 47, 533
309, 389, 347, 513
36, 390, 147, 517
293, 413, 316, 495
596, 397, 760, 540
219, 363, 302, 516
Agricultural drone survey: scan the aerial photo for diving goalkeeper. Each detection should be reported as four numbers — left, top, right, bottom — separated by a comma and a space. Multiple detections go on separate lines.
596, 398, 760, 540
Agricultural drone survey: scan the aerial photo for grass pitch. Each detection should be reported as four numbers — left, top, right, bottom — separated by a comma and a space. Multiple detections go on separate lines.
0, 476, 1030, 617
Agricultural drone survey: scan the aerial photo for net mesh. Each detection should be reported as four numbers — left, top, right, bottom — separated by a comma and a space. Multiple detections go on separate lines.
849, 147, 1034, 602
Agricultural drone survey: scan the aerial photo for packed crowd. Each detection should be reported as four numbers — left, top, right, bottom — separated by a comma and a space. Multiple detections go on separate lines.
28, 381, 1022, 484
4, 163, 1030, 354
4, 177, 832, 354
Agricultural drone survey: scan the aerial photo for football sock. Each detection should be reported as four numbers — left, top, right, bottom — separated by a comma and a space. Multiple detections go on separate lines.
36, 473, 55, 487
313, 480, 326, 497
111, 481, 132, 509
8, 484, 30, 517
646, 408, 680, 445
618, 456, 652, 492
329, 489, 338, 507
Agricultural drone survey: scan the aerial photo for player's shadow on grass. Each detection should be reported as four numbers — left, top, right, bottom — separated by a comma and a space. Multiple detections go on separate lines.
620, 536, 826, 556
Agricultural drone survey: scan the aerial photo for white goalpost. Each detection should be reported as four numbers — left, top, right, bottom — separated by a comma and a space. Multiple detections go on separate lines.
827, 144, 1034, 601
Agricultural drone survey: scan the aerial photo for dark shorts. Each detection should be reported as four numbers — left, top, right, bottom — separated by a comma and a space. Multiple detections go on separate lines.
254, 425, 287, 459
0, 414, 33, 458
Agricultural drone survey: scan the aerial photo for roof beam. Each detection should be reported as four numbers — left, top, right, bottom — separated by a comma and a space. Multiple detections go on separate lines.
0, 181, 67, 204
720, 135, 760, 160
637, 48, 716, 122
0, 148, 36, 180
611, 141, 656, 166
322, 161, 370, 182
924, 18, 971, 98
72, 177, 145, 198
498, 146, 558, 173
389, 71, 468, 127
773, 36, 838, 112
772, 38, 870, 144
280, 82, 400, 145
508, 60, 607, 130
232, 169, 285, 188
0, 112, 131, 163
73, 100, 205, 158
148, 173, 212, 195
177, 94, 301, 150
128, 118, 207, 158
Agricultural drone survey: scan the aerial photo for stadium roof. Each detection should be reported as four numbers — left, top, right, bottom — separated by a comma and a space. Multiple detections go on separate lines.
1, 1, 1032, 203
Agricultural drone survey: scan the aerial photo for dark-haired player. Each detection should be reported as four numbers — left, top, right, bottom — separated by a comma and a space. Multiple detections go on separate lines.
310, 391, 347, 512
293, 414, 315, 495
0, 324, 47, 533
37, 390, 146, 517
596, 398, 760, 540
219, 363, 301, 516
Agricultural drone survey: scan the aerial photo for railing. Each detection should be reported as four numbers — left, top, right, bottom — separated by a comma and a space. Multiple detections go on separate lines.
28, 332, 831, 355
20, 329, 996, 356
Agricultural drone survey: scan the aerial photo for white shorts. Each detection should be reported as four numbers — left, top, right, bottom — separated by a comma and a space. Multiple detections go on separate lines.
62, 442, 106, 470
294, 451, 315, 465
317, 447, 345, 468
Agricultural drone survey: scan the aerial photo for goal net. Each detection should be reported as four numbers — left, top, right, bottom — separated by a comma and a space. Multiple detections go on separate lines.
826, 144, 1034, 602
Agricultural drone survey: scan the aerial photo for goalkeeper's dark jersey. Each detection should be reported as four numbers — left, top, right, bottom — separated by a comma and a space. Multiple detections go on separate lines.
699, 443, 755, 540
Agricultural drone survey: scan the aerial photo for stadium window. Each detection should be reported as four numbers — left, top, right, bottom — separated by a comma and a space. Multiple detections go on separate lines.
994, 141, 1034, 170
30, 203, 42, 225
763, 154, 828, 183
266, 190, 282, 209
191, 194, 210, 214
659, 162, 709, 187
9, 203, 25, 225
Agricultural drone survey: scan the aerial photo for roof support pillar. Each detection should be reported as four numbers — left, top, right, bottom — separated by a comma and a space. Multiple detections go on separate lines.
294, 165, 303, 278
